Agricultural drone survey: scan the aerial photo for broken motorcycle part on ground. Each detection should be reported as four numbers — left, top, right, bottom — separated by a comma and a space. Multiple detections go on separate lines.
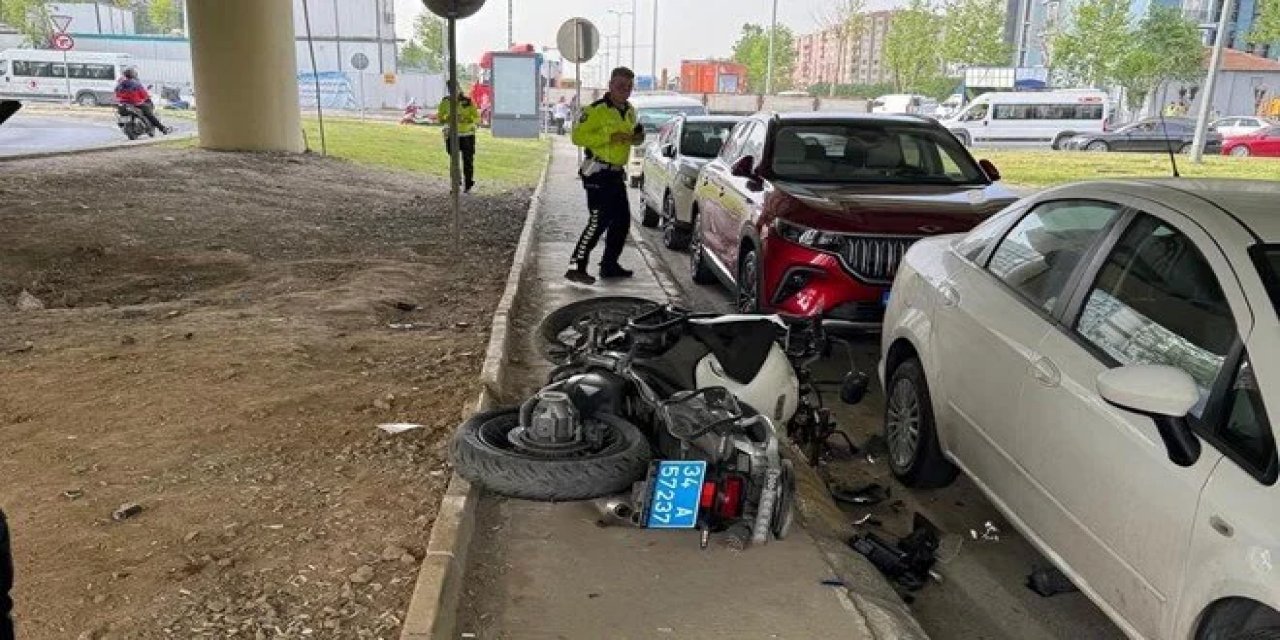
1027, 565, 1080, 597
830, 482, 890, 506
848, 513, 942, 591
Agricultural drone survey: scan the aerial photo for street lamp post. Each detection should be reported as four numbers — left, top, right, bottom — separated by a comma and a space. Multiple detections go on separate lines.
631, 0, 638, 69
1190, 0, 1235, 164
765, 0, 778, 95
607, 8, 633, 69
651, 0, 658, 87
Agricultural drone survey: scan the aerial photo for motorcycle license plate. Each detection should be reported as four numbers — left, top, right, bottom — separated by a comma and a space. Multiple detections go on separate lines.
645, 460, 706, 529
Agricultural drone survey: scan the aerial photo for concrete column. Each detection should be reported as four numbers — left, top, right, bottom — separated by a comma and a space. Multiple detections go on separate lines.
187, 0, 304, 152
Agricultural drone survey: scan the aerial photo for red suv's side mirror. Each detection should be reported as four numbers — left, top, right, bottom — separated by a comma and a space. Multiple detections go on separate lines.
731, 155, 756, 178
979, 159, 1001, 182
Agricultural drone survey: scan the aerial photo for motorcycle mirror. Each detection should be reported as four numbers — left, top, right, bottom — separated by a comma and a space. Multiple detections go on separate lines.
840, 371, 870, 405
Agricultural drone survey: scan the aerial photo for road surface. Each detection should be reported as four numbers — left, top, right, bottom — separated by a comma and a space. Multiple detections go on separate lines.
0, 111, 189, 157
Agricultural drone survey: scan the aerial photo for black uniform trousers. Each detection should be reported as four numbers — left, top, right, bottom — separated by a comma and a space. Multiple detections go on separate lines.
571, 169, 630, 269
445, 134, 476, 188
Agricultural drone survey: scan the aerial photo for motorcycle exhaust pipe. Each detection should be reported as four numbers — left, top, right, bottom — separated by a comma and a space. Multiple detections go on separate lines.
594, 497, 640, 527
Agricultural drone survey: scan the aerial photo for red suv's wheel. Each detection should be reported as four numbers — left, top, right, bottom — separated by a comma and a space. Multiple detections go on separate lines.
736, 248, 762, 313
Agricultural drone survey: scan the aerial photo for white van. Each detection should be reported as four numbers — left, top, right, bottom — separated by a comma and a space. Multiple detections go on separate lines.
870, 94, 932, 115
942, 90, 1110, 149
0, 49, 133, 107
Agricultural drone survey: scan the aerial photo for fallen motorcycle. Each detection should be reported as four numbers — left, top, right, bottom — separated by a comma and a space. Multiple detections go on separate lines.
538, 296, 867, 465
452, 300, 803, 546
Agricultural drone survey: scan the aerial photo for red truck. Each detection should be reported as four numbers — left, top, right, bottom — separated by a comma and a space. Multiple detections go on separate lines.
680, 60, 749, 95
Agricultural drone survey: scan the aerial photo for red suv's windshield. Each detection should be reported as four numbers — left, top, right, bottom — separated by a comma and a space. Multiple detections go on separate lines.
769, 123, 988, 186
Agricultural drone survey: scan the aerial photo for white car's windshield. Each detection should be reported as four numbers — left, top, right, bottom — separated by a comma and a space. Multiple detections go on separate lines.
770, 124, 988, 185
638, 107, 707, 133
680, 122, 736, 159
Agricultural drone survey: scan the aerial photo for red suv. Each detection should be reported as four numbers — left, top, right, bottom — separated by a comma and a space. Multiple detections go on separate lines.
689, 113, 1018, 326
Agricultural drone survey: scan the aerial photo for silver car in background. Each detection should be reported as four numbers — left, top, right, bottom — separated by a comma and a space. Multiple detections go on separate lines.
638, 115, 742, 250
626, 93, 708, 188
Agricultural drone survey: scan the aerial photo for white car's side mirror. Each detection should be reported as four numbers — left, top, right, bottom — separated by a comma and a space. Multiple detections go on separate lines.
1097, 365, 1202, 467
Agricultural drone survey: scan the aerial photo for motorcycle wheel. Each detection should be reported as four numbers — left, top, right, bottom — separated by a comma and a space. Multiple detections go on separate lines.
451, 408, 652, 502
538, 296, 662, 364
772, 459, 797, 541
124, 125, 140, 141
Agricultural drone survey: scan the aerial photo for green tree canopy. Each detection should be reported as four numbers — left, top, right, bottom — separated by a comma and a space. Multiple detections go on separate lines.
1049, 0, 1131, 87
400, 13, 445, 73
941, 0, 1012, 67
731, 23, 797, 93
147, 0, 180, 33
0, 0, 52, 45
1114, 6, 1204, 110
884, 0, 945, 92
1250, 0, 1280, 44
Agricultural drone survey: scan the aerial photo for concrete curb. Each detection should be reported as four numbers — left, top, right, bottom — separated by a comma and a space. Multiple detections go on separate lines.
0, 131, 198, 163
399, 144, 554, 640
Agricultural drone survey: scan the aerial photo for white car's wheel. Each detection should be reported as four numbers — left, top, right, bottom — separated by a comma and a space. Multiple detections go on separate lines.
885, 357, 958, 488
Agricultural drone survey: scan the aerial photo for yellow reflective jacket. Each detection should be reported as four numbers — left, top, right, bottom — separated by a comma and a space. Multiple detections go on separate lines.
571, 95, 642, 166
437, 94, 480, 136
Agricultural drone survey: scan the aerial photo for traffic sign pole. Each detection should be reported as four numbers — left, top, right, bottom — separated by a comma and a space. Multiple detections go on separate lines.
51, 15, 74, 106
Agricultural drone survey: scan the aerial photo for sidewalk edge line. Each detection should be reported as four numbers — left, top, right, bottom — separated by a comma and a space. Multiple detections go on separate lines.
399, 141, 554, 640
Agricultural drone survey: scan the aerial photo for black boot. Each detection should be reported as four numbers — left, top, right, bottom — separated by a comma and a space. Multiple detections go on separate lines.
599, 264, 634, 279
564, 266, 596, 285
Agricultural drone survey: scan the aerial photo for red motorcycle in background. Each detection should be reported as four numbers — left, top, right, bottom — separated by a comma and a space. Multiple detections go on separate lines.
400, 99, 436, 126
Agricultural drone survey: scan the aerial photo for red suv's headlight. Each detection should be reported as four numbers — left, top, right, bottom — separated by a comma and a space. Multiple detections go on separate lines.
774, 218, 844, 253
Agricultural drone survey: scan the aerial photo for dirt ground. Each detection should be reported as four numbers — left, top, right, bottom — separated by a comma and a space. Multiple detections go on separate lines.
0, 147, 531, 638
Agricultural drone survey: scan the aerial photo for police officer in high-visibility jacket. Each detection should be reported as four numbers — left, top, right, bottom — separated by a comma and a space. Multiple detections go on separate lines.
566, 67, 647, 284
437, 81, 482, 193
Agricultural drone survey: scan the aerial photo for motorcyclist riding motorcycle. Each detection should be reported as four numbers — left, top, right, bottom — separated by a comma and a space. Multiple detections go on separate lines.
115, 68, 173, 135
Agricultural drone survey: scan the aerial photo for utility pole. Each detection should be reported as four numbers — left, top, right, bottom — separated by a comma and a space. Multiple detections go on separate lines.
765, 0, 778, 94
507, 0, 513, 46
1191, 0, 1234, 163
631, 0, 637, 68
651, 0, 658, 87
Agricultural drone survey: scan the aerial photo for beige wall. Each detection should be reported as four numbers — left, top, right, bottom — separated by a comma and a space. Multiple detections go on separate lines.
188, 0, 304, 152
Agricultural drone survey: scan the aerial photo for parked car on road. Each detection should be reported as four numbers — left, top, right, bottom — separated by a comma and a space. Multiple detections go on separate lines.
870, 94, 934, 116
1222, 125, 1280, 157
626, 94, 708, 188
1212, 116, 1278, 138
688, 113, 1018, 325
878, 178, 1280, 640
639, 114, 743, 249
1061, 117, 1222, 154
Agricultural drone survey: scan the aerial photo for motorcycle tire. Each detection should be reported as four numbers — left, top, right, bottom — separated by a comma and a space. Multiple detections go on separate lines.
451, 408, 652, 502
124, 126, 140, 141
538, 296, 662, 364
772, 459, 797, 541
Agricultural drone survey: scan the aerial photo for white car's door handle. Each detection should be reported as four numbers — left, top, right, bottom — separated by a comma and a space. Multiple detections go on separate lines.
1030, 356, 1061, 387
938, 283, 960, 307
1210, 515, 1234, 538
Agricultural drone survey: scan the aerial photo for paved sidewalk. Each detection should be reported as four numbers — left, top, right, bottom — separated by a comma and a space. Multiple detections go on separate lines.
456, 138, 880, 639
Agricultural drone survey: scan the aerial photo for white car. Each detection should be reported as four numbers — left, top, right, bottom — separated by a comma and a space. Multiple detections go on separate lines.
638, 114, 742, 250
1213, 116, 1279, 138
879, 179, 1280, 640
626, 94, 708, 189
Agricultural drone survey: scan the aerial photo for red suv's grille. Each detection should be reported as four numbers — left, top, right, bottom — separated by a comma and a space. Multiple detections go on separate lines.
838, 235, 921, 284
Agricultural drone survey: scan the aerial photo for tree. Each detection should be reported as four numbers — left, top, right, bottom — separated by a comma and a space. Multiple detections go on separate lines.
400, 41, 431, 72
814, 0, 866, 96
0, 0, 52, 46
1114, 6, 1203, 110
148, 0, 180, 33
941, 0, 1011, 68
884, 0, 945, 92
400, 13, 445, 73
1250, 0, 1280, 44
1049, 0, 1131, 87
731, 23, 797, 93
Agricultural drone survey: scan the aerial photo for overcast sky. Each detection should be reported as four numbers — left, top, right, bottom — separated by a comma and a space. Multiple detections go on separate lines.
394, 0, 902, 85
